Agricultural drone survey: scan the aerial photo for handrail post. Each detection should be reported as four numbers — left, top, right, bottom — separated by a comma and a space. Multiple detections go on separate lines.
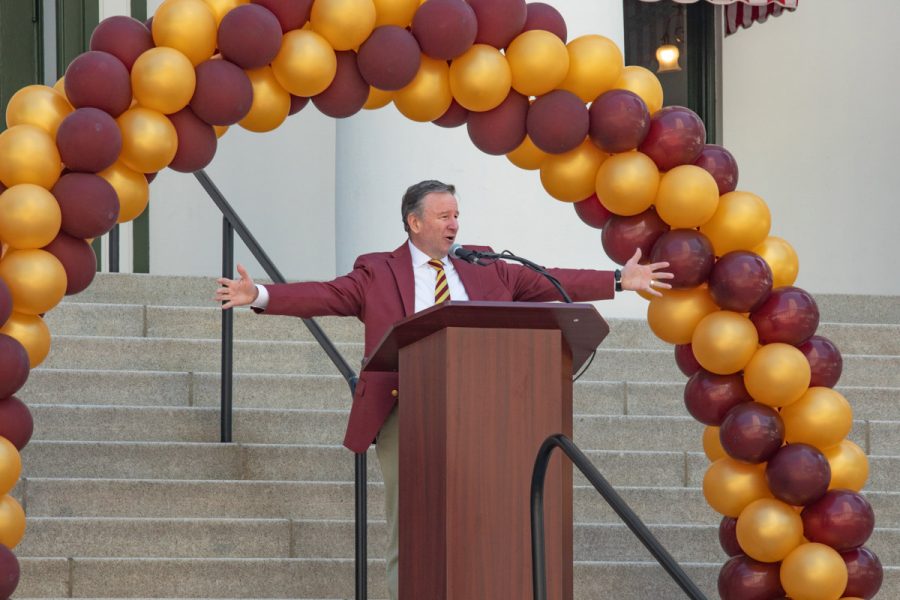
108, 224, 120, 273
221, 217, 234, 443
355, 451, 367, 600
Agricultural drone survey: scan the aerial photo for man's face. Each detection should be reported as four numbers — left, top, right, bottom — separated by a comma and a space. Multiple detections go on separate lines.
407, 191, 459, 259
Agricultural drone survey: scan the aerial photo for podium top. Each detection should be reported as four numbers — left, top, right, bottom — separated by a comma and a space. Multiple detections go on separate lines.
362, 301, 609, 373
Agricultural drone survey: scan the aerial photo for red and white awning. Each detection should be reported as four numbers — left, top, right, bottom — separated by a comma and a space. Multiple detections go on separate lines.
638, 1, 799, 35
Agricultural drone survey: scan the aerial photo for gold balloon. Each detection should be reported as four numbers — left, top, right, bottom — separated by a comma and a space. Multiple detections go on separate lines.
700, 191, 771, 256
202, 0, 248, 25
213, 124, 229, 138
310, 0, 377, 51
152, 0, 218, 66
823, 439, 868, 492
539, 139, 607, 202
449, 45, 511, 113
131, 46, 197, 115
655, 165, 720, 229
703, 425, 726, 462
703, 457, 772, 518
613, 65, 664, 115
780, 543, 848, 600
505, 30, 569, 97
0, 438, 21, 496
691, 311, 759, 375
753, 236, 799, 289
373, 0, 418, 27
0, 311, 51, 367
0, 124, 63, 190
781, 387, 853, 450
0, 494, 25, 549
239, 66, 291, 133
507, 135, 549, 171
363, 86, 394, 110
394, 56, 453, 122
0, 184, 62, 249
5, 84, 73, 138
736, 498, 804, 563
53, 76, 67, 97
743, 343, 811, 408
558, 35, 623, 103
272, 30, 338, 98
594, 151, 659, 216
0, 249, 67, 315
117, 107, 179, 174
98, 161, 150, 223
646, 286, 718, 345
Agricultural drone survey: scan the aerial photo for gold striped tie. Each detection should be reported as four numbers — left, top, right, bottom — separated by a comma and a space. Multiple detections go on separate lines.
428, 259, 450, 304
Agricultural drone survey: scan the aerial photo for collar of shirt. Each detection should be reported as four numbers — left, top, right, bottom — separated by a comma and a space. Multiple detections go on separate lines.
408, 239, 448, 269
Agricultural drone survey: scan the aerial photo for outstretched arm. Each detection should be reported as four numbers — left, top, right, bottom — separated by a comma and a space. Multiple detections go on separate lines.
620, 248, 673, 297
215, 263, 259, 309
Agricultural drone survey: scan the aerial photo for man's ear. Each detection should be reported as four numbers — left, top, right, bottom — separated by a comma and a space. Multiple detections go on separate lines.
407, 213, 420, 234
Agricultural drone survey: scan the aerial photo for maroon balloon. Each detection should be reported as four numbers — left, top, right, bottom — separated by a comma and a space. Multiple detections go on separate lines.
709, 251, 773, 313
765, 443, 830, 505
42, 233, 97, 295
432, 100, 469, 128
0, 335, 30, 398
526, 90, 588, 154
719, 517, 742, 557
573, 194, 612, 229
674, 344, 701, 377
167, 107, 217, 173
0, 278, 11, 329
52, 173, 120, 239
720, 402, 784, 464
56, 107, 122, 173
89, 16, 154, 71
588, 89, 650, 153
601, 208, 669, 266
649, 229, 714, 288
217, 4, 283, 69
145, 172, 157, 184
312, 51, 369, 119
637, 106, 706, 172
0, 396, 34, 451
467, 91, 528, 155
522, 2, 567, 42
0, 182, 6, 194
801, 490, 875, 551
289, 95, 309, 116
251, 0, 312, 32
693, 144, 739, 196
0, 543, 20, 600
683, 369, 752, 426
718, 554, 785, 600
798, 335, 843, 388
411, 0, 478, 60
190, 59, 254, 126
468, 0, 527, 48
750, 286, 819, 346
358, 26, 421, 91
841, 546, 883, 599
64, 51, 132, 117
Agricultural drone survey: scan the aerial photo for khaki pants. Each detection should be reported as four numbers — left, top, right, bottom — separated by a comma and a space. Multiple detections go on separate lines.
375, 406, 400, 600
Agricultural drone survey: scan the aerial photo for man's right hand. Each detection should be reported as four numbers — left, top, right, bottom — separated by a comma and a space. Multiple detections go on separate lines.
215, 263, 259, 309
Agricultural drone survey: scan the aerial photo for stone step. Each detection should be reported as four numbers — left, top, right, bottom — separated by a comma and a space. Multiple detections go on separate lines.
816, 293, 900, 325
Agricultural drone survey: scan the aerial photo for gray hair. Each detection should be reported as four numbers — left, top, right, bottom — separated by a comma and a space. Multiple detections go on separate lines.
401, 180, 456, 233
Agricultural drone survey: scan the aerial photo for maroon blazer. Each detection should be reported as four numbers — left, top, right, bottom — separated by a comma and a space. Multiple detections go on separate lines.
262, 242, 616, 453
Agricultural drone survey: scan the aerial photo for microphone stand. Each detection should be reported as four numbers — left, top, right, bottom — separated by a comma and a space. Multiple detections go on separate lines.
481, 250, 573, 304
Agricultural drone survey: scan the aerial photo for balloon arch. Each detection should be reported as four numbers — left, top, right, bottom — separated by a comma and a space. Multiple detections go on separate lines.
0, 0, 883, 598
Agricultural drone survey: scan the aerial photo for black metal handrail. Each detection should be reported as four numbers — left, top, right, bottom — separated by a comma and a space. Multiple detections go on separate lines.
531, 434, 708, 600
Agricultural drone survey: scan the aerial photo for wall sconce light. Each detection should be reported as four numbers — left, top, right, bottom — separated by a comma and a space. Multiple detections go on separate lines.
656, 6, 684, 73
656, 43, 681, 72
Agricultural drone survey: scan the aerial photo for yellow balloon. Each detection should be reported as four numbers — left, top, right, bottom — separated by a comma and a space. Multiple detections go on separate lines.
239, 66, 291, 133
507, 135, 549, 171
613, 65, 664, 115
646, 286, 718, 345
0, 438, 21, 496
0, 249, 67, 315
53, 76, 67, 97
736, 498, 804, 563
753, 236, 799, 289
0, 494, 26, 549
394, 56, 452, 122
363, 86, 394, 110
117, 107, 179, 174
0, 184, 62, 249
0, 124, 62, 190
505, 30, 569, 97
780, 543, 848, 600
152, 0, 218, 66
558, 35, 623, 103
5, 84, 73, 138
655, 165, 720, 229
539, 139, 607, 202
703, 457, 772, 518
202, 0, 248, 25
310, 0, 377, 51
98, 161, 150, 223
213, 124, 229, 138
594, 151, 659, 216
272, 30, 338, 97
373, 0, 418, 27
449, 45, 511, 113
743, 343, 811, 408
703, 425, 726, 462
691, 311, 759, 375
0, 311, 51, 367
700, 191, 771, 257
131, 46, 197, 115
781, 387, 853, 450
823, 439, 868, 492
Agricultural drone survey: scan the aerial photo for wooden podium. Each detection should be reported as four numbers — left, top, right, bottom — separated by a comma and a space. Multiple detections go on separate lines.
364, 301, 609, 600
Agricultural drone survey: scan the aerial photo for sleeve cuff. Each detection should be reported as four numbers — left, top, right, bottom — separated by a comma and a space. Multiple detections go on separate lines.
251, 284, 270, 310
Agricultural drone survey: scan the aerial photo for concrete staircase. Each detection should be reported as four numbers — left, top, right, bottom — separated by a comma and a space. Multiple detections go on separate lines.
12, 273, 900, 599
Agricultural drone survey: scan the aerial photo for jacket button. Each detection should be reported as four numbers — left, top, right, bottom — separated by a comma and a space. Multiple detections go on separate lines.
391, 389, 399, 398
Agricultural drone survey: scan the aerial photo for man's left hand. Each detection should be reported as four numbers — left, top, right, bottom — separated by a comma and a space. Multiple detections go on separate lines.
620, 248, 674, 297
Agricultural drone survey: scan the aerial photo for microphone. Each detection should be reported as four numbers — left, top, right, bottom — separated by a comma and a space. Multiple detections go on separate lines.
449, 244, 498, 264
450, 243, 573, 303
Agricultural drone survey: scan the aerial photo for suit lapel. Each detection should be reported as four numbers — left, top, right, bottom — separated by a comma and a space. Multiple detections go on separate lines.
388, 242, 415, 316
451, 256, 486, 300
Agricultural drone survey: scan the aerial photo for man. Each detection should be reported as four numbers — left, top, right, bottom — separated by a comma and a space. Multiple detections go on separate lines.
216, 180, 672, 599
